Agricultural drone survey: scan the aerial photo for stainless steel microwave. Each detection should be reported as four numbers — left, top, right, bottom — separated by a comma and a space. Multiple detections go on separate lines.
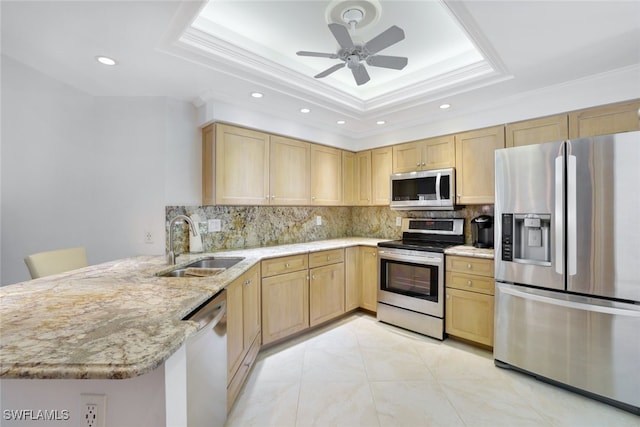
390, 168, 456, 210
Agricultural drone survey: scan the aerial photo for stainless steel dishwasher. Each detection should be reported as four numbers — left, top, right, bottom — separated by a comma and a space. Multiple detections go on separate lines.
184, 289, 227, 427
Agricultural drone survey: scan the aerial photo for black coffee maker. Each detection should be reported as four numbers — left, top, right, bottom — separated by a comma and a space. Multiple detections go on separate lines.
471, 215, 494, 248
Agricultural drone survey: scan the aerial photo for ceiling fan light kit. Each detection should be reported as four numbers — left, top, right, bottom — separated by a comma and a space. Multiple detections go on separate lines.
298, 0, 408, 86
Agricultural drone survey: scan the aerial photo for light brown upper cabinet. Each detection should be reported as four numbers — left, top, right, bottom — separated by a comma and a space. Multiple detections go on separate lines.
455, 125, 505, 205
355, 151, 372, 205
211, 123, 270, 206
393, 135, 455, 173
506, 114, 569, 148
310, 144, 342, 205
342, 151, 356, 206
371, 146, 393, 205
569, 100, 640, 138
270, 135, 310, 205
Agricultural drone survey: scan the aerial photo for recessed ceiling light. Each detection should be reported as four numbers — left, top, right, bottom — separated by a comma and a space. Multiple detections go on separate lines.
439, 103, 451, 109
300, 108, 311, 114
251, 92, 263, 98
95, 56, 117, 66
376, 120, 386, 125
337, 120, 346, 125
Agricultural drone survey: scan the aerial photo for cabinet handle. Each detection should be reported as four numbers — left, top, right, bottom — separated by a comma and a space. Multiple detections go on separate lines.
244, 279, 251, 286
467, 280, 472, 287
421, 162, 425, 166
285, 263, 290, 268
326, 255, 331, 261
312, 196, 316, 201
311, 274, 316, 280
271, 195, 275, 200
467, 263, 472, 269
266, 195, 270, 199
416, 163, 421, 167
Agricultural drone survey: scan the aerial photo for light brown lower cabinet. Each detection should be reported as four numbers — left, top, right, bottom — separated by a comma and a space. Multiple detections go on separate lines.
227, 264, 261, 411
309, 262, 345, 327
261, 250, 347, 345
445, 255, 495, 347
359, 246, 378, 312
261, 268, 309, 345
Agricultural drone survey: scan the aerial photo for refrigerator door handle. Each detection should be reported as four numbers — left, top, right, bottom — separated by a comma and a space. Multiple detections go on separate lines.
554, 147, 565, 275
566, 150, 577, 276
498, 284, 640, 317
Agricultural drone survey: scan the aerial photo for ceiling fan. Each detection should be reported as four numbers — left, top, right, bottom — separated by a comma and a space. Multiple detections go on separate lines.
296, 15, 408, 86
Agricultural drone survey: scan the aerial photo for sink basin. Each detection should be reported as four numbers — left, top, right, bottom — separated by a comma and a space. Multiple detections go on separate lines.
159, 257, 244, 277
185, 257, 244, 270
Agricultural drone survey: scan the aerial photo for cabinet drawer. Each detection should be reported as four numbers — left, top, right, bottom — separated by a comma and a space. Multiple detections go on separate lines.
446, 256, 494, 277
227, 333, 260, 413
261, 254, 308, 277
446, 272, 494, 295
309, 248, 345, 268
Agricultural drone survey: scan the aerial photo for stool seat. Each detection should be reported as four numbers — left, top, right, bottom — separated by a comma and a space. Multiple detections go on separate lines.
24, 247, 88, 279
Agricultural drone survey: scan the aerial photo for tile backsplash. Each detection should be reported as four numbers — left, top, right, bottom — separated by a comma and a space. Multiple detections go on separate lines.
166, 205, 493, 254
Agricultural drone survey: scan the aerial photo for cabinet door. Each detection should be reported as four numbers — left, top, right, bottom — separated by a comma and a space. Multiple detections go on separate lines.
355, 150, 372, 205
445, 288, 494, 347
371, 147, 392, 205
202, 124, 215, 205
506, 114, 569, 148
270, 135, 310, 205
569, 100, 640, 138
359, 246, 378, 312
311, 144, 342, 205
309, 263, 345, 326
242, 265, 261, 349
422, 135, 455, 169
226, 277, 245, 380
392, 141, 421, 173
216, 124, 270, 205
455, 125, 505, 205
261, 269, 309, 345
342, 151, 356, 206
344, 247, 360, 311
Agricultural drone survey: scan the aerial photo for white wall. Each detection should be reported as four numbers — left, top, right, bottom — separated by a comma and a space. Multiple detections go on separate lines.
1, 56, 199, 285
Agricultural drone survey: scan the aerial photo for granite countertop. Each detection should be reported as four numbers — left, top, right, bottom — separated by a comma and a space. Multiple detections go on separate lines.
0, 238, 385, 380
444, 245, 495, 259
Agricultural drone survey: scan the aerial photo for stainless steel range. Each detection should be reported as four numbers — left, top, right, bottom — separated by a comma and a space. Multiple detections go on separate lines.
377, 218, 464, 339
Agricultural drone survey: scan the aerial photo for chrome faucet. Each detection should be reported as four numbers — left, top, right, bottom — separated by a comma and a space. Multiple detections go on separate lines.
167, 215, 198, 265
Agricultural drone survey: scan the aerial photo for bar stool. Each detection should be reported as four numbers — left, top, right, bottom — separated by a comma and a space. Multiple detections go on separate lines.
24, 247, 88, 279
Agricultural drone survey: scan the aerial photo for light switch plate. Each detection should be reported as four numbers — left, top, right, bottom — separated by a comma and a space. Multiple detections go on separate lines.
396, 217, 402, 226
316, 216, 322, 226
208, 219, 221, 232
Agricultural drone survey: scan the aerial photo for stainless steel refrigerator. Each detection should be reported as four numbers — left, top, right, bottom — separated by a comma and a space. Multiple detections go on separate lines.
494, 131, 640, 414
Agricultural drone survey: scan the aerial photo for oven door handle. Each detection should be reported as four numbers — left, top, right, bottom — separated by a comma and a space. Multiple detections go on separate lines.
378, 251, 443, 267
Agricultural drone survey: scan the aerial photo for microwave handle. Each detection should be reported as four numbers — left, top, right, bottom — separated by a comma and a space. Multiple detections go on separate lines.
435, 172, 441, 202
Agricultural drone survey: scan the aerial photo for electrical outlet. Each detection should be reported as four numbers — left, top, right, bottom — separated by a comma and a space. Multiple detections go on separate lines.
144, 230, 153, 244
316, 216, 322, 226
80, 394, 106, 427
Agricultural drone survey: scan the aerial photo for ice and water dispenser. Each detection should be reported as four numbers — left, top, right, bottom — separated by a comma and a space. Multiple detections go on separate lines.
501, 214, 551, 265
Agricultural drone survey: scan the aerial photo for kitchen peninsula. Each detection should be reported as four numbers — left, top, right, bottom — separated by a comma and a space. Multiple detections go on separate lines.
0, 238, 384, 426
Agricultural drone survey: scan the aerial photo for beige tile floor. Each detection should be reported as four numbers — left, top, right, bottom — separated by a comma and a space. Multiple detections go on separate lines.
226, 312, 639, 427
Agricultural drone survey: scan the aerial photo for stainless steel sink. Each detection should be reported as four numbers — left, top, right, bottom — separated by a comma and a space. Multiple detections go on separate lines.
159, 257, 244, 277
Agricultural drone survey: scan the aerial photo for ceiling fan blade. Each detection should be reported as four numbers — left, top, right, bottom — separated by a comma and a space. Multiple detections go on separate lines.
366, 55, 408, 70
297, 51, 339, 59
351, 63, 370, 86
314, 62, 346, 78
328, 23, 355, 50
364, 25, 405, 54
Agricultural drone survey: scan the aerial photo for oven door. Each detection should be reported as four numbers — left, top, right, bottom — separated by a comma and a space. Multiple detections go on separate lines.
378, 249, 444, 318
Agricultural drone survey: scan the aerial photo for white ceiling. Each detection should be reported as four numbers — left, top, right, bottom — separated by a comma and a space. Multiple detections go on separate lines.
2, 0, 639, 144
